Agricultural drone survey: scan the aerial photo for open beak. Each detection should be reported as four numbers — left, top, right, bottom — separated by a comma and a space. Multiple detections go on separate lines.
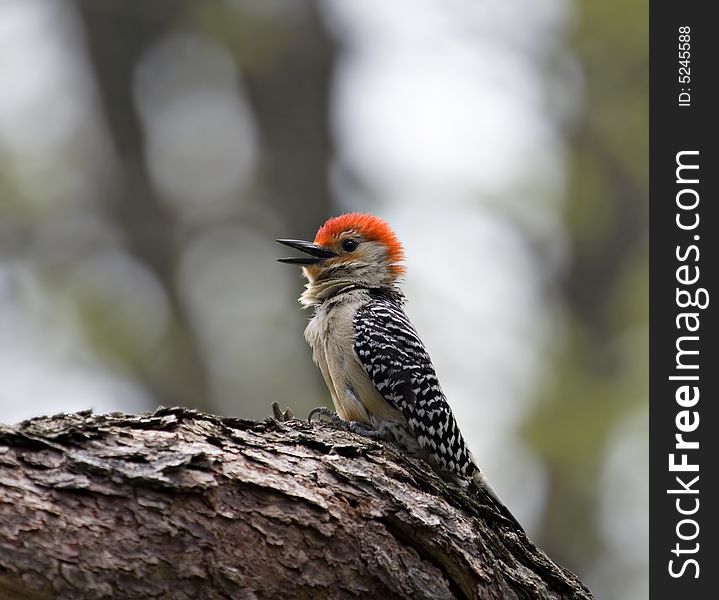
276, 239, 337, 265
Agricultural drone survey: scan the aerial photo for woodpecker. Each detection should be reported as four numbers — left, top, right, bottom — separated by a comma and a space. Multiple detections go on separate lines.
277, 213, 523, 532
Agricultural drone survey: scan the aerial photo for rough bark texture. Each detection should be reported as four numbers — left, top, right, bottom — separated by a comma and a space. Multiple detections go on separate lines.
0, 408, 592, 600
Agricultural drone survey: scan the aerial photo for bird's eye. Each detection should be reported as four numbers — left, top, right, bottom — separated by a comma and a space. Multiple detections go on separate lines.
342, 239, 359, 252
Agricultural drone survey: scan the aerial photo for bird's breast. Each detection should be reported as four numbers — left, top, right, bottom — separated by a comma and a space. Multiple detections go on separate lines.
305, 294, 404, 424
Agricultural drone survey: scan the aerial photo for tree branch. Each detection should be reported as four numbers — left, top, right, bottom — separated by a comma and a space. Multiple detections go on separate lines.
0, 408, 592, 599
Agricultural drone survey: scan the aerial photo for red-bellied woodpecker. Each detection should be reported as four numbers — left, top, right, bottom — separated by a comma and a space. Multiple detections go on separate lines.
277, 212, 523, 532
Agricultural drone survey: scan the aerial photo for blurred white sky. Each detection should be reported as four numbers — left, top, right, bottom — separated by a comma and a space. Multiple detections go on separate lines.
0, 1, 646, 597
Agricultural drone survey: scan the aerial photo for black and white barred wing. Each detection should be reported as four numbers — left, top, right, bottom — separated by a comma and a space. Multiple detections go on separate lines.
352, 296, 475, 478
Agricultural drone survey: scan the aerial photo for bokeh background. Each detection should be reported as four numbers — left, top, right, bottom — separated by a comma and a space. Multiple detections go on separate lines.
0, 0, 647, 597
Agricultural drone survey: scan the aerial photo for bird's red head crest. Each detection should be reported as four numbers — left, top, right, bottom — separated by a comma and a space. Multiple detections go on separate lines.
315, 213, 405, 276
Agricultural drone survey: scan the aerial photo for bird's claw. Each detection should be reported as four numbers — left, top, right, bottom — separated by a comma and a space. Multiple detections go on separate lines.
308, 406, 341, 424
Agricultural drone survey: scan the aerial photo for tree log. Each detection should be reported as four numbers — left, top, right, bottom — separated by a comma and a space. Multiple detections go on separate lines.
0, 407, 592, 599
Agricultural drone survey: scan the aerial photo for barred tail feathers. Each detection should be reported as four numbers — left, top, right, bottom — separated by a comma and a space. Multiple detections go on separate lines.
471, 470, 524, 533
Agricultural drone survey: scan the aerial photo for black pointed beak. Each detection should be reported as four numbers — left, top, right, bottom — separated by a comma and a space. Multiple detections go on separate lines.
276, 239, 337, 265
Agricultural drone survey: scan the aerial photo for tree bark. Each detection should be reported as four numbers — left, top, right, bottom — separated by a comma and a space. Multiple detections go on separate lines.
0, 408, 592, 600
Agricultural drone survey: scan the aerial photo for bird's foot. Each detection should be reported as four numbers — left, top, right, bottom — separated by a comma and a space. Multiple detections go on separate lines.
346, 421, 393, 441
271, 402, 295, 423
308, 406, 342, 424
307, 407, 392, 441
